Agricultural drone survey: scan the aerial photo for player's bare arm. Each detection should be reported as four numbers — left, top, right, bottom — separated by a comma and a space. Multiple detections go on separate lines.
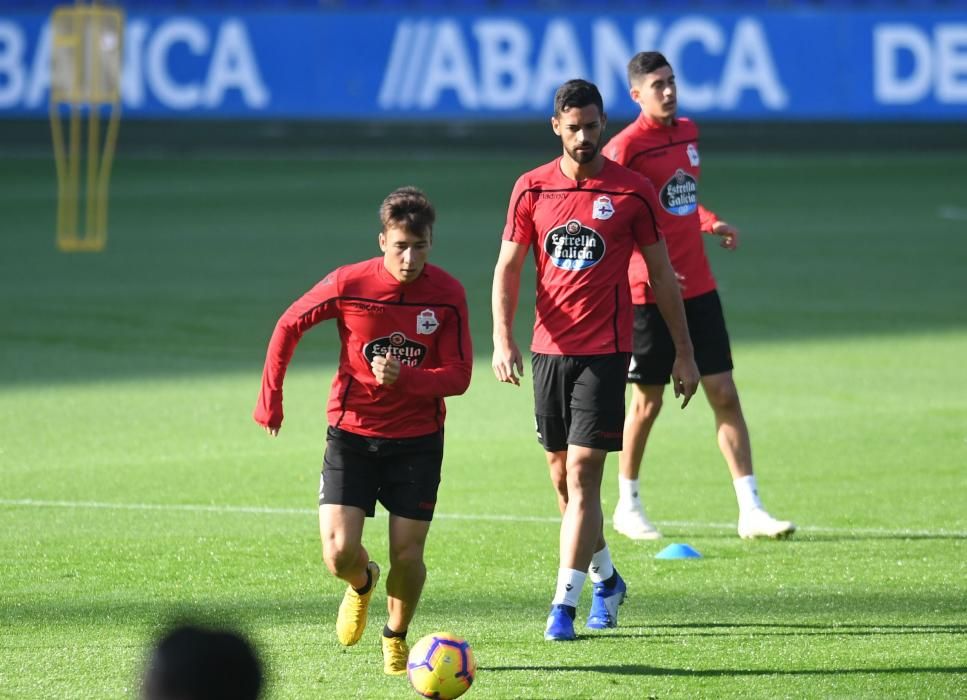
712, 220, 739, 250
640, 239, 700, 407
492, 239, 527, 386
371, 351, 401, 386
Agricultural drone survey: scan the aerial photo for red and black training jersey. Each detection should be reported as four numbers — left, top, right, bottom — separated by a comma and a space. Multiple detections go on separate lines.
254, 257, 472, 439
502, 156, 662, 355
607, 114, 720, 304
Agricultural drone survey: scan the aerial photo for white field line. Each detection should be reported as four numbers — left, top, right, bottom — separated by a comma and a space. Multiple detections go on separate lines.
1, 498, 964, 538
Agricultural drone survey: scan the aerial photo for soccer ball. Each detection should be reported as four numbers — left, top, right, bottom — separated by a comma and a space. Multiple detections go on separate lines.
406, 631, 476, 699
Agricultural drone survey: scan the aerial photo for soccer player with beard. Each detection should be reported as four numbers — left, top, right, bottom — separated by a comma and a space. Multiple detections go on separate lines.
492, 79, 700, 641
254, 187, 472, 675
606, 52, 795, 541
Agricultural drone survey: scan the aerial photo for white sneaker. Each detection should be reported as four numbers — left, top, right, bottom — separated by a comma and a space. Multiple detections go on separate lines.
738, 509, 796, 539
613, 502, 662, 541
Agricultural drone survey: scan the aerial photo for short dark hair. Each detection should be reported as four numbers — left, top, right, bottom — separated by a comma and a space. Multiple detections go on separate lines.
379, 186, 435, 239
142, 624, 263, 700
627, 51, 671, 86
553, 79, 604, 117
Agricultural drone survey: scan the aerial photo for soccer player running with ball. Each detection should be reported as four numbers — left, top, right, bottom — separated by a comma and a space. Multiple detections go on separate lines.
606, 52, 795, 541
492, 79, 700, 641
254, 187, 472, 674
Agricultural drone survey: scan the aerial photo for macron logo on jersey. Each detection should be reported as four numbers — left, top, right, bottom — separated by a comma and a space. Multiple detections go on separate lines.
543, 219, 606, 271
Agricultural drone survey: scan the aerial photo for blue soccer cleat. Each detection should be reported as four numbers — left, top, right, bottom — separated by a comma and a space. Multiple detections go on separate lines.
544, 604, 577, 641
586, 570, 627, 629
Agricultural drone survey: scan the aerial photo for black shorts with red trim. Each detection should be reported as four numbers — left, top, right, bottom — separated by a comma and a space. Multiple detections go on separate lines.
628, 289, 733, 385
319, 426, 443, 522
532, 352, 628, 453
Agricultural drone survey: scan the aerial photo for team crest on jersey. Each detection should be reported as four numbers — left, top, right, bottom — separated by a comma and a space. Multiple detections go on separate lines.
416, 309, 439, 335
660, 169, 698, 216
592, 195, 614, 220
687, 143, 700, 166
363, 332, 427, 367
544, 219, 606, 271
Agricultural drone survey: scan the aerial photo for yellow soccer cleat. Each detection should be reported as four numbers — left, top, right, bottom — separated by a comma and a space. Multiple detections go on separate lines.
336, 561, 380, 646
382, 634, 409, 676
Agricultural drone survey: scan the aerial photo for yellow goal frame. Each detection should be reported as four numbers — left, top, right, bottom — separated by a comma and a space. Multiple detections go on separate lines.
49, 1, 123, 252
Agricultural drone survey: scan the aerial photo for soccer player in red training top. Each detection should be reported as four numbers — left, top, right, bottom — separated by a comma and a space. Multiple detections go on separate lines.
606, 51, 795, 541
492, 79, 700, 641
254, 187, 472, 675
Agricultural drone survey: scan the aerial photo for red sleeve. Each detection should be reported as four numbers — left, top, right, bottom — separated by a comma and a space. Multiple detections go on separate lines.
631, 180, 663, 248
253, 272, 340, 429
393, 284, 473, 398
698, 204, 720, 234
501, 175, 536, 245
605, 136, 629, 166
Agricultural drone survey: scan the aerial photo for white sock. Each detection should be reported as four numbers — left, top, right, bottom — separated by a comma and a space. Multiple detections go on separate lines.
733, 475, 764, 514
551, 568, 586, 608
588, 546, 615, 583
618, 476, 640, 506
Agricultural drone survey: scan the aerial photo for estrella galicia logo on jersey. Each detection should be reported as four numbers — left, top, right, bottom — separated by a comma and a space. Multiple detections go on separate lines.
416, 309, 439, 335
544, 219, 606, 271
660, 169, 698, 216
363, 332, 427, 367
592, 195, 614, 220
687, 143, 700, 166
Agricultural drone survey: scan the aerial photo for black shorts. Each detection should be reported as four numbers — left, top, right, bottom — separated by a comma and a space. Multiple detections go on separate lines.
628, 289, 734, 385
532, 352, 628, 453
319, 426, 443, 522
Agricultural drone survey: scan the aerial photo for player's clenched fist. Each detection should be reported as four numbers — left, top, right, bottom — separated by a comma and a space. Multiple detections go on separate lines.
371, 351, 401, 386
712, 221, 739, 250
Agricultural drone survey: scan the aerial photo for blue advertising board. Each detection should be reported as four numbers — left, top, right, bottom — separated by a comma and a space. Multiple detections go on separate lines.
1, 10, 965, 119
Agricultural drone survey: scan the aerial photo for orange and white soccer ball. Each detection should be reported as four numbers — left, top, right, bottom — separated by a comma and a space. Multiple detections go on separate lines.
406, 631, 476, 699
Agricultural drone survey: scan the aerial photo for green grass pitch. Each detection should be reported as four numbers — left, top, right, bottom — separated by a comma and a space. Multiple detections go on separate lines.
1, 148, 965, 699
